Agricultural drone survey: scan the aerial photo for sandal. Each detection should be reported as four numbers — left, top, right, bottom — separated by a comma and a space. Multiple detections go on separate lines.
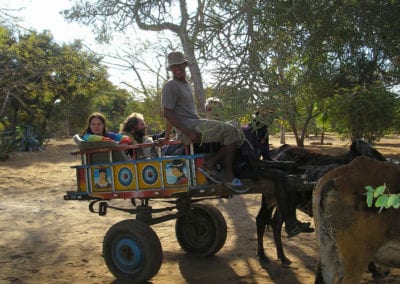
224, 178, 249, 193
286, 222, 311, 238
197, 167, 222, 184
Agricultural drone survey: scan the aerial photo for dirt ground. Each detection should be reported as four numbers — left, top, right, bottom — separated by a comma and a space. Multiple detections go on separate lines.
1, 134, 400, 284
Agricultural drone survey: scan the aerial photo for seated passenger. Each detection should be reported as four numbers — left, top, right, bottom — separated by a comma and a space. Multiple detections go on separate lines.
155, 97, 227, 156
205, 97, 224, 120
162, 51, 247, 192
81, 112, 131, 144
153, 97, 224, 157
119, 112, 155, 159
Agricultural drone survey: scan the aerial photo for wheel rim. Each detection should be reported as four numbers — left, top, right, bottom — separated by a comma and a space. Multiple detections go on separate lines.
112, 237, 143, 273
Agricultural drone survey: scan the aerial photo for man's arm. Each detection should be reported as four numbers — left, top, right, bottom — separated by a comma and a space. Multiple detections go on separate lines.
164, 120, 173, 141
164, 108, 200, 143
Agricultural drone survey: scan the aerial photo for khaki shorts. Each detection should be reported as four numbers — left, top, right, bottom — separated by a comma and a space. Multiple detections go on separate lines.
178, 119, 243, 146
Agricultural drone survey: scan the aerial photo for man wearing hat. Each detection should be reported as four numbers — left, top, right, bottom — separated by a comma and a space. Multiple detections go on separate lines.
161, 51, 248, 193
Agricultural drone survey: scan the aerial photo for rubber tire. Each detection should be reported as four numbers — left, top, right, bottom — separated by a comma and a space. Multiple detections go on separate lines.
175, 203, 227, 256
103, 219, 162, 283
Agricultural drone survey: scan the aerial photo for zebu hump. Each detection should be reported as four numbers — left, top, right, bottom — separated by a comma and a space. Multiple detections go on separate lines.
333, 156, 400, 197
315, 156, 400, 217
314, 156, 400, 225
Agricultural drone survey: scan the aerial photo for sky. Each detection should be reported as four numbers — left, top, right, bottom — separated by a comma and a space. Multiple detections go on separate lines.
2, 0, 212, 92
6, 0, 95, 43
3, 0, 149, 88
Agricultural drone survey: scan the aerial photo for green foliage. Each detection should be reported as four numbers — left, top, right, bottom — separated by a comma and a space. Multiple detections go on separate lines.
0, 25, 127, 146
365, 184, 400, 213
328, 86, 398, 143
87, 82, 131, 132
123, 89, 165, 135
3, 0, 400, 147
205, 0, 400, 145
0, 131, 17, 160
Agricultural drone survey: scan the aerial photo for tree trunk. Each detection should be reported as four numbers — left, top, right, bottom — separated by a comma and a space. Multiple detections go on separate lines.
289, 120, 304, 147
65, 118, 70, 137
280, 123, 286, 144
181, 38, 205, 114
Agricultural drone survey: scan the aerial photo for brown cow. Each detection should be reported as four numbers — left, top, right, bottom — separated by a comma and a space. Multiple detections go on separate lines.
313, 156, 400, 283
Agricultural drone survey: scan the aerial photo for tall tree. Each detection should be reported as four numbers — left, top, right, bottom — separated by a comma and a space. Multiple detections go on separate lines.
63, 0, 210, 112
204, 0, 400, 145
0, 27, 113, 142
200, 1, 333, 145
0, 26, 19, 132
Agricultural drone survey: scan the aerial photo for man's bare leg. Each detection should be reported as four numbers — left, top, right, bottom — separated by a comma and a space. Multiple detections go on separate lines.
203, 147, 224, 170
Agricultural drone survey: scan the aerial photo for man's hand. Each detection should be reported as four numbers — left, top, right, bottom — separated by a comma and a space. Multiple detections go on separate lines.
119, 136, 132, 145
186, 130, 201, 144
154, 138, 169, 146
101, 137, 114, 142
163, 108, 201, 143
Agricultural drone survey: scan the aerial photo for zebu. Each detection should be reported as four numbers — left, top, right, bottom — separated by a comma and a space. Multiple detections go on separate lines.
255, 140, 386, 266
313, 156, 400, 283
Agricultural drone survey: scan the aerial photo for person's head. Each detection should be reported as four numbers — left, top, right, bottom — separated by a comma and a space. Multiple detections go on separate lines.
205, 97, 223, 120
253, 105, 276, 132
120, 112, 147, 140
84, 112, 107, 136
251, 111, 270, 142
167, 51, 188, 80
98, 168, 108, 181
171, 159, 185, 177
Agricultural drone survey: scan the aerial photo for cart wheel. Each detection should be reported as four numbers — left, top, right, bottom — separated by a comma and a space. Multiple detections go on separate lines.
103, 219, 162, 282
175, 203, 227, 256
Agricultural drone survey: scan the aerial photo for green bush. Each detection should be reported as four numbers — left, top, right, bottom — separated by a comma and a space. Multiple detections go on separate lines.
0, 132, 17, 161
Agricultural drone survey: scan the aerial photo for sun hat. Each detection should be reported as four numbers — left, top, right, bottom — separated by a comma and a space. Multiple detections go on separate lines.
167, 51, 189, 70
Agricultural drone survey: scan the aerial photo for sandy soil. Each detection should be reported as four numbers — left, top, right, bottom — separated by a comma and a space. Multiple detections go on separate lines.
1, 134, 400, 284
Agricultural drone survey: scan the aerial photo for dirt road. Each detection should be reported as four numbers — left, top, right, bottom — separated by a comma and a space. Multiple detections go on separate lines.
1, 136, 400, 283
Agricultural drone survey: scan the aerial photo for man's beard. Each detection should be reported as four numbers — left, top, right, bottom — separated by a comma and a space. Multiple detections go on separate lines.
133, 129, 146, 142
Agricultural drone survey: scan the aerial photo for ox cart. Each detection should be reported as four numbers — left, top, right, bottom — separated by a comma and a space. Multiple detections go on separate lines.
64, 138, 313, 282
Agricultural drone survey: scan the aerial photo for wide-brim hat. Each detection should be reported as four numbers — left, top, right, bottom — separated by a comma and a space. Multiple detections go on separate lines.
167, 51, 189, 70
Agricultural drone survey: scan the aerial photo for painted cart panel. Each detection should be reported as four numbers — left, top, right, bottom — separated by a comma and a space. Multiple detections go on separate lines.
71, 152, 208, 199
